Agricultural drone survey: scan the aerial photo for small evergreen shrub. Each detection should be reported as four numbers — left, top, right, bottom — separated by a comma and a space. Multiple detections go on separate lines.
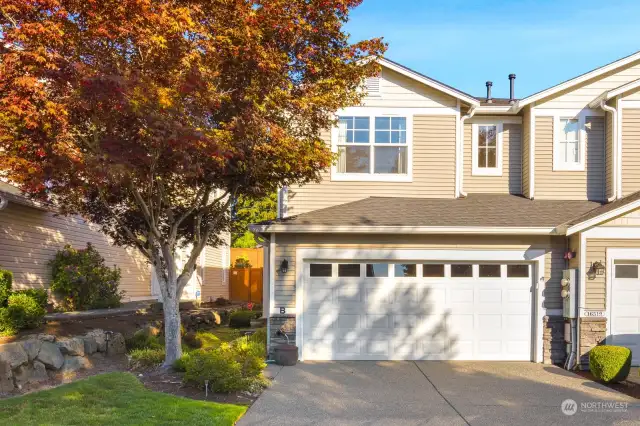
49, 243, 123, 311
0, 269, 13, 307
126, 329, 164, 352
589, 345, 632, 383
229, 310, 259, 328
0, 292, 46, 334
13, 288, 48, 309
129, 348, 166, 369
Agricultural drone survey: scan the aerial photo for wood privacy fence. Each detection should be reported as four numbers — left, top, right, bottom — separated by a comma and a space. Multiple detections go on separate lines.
230, 247, 263, 268
229, 267, 263, 303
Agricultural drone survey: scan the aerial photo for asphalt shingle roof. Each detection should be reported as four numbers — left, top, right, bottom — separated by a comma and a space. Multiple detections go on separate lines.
274, 194, 602, 229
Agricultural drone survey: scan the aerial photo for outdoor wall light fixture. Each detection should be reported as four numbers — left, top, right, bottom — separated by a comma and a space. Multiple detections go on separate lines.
586, 261, 605, 280
279, 259, 289, 274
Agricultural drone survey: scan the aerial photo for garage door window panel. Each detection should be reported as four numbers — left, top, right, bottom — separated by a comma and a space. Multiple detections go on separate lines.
310, 263, 333, 277
394, 264, 417, 277
615, 263, 639, 279
338, 264, 361, 277
479, 264, 501, 278
423, 264, 445, 277
366, 263, 389, 277
451, 264, 473, 278
507, 264, 529, 278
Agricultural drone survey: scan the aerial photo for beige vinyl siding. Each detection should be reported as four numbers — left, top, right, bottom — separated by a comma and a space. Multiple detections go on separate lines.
584, 238, 640, 310
463, 122, 522, 194
273, 234, 566, 310
202, 238, 230, 302
605, 109, 615, 199
621, 109, 640, 195
0, 202, 150, 299
522, 107, 531, 198
287, 115, 457, 216
601, 208, 640, 227
535, 60, 640, 109
362, 68, 457, 108
534, 116, 606, 201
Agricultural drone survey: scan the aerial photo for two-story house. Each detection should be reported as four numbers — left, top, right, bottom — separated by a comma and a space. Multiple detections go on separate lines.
252, 51, 640, 368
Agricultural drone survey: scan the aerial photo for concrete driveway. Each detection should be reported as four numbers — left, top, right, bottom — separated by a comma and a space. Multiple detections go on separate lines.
239, 361, 639, 426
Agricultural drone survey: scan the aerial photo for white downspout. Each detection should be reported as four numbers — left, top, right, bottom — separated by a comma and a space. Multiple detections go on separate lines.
458, 105, 477, 198
599, 99, 617, 202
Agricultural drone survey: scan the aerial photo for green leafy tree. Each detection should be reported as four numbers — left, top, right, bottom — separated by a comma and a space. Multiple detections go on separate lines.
232, 193, 277, 248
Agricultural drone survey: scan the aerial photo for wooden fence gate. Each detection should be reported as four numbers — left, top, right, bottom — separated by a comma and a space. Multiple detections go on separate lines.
229, 267, 263, 303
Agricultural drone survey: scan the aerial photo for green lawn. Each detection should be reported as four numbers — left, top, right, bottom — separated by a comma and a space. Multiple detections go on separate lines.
0, 372, 247, 426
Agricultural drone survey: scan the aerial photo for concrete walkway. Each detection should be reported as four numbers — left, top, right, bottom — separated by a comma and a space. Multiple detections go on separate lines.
240, 361, 639, 426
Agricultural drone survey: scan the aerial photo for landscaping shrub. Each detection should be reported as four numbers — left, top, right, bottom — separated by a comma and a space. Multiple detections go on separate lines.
126, 329, 164, 351
0, 292, 46, 335
182, 339, 267, 393
233, 255, 251, 268
589, 345, 632, 383
249, 327, 267, 349
49, 243, 123, 311
129, 348, 166, 369
214, 297, 231, 306
0, 269, 12, 307
13, 288, 48, 309
229, 310, 259, 328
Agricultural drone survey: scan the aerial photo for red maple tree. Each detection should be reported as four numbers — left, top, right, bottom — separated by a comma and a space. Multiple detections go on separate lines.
0, 0, 385, 363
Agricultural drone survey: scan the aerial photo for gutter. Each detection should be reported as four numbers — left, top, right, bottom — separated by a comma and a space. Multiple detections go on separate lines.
597, 99, 618, 202
458, 105, 477, 198
249, 224, 558, 235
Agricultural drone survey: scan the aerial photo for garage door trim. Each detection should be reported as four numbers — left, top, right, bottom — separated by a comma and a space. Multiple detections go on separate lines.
295, 248, 547, 362
606, 248, 640, 366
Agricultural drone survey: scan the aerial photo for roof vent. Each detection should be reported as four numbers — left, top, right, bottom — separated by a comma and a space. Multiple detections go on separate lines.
486, 81, 493, 103
365, 77, 381, 97
509, 74, 516, 104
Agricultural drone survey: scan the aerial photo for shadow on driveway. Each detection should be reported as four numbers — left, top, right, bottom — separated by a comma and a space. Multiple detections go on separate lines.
240, 361, 639, 426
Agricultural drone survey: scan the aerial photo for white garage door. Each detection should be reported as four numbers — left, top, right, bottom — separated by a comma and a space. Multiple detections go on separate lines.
610, 261, 640, 366
302, 262, 533, 361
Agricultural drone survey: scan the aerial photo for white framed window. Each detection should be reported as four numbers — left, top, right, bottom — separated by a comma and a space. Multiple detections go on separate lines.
332, 110, 412, 182
472, 122, 503, 176
553, 116, 585, 171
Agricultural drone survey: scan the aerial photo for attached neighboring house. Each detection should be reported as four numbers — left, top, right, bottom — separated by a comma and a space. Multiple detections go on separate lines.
0, 182, 230, 304
252, 52, 640, 368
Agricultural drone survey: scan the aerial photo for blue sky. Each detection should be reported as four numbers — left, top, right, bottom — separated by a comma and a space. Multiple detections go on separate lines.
346, 0, 640, 99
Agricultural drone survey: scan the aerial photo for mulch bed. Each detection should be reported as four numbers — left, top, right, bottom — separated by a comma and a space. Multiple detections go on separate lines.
575, 370, 640, 399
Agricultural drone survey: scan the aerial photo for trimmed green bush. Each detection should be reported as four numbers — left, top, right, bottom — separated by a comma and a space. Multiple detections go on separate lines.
589, 345, 632, 383
49, 243, 123, 311
129, 348, 166, 369
183, 339, 267, 393
0, 269, 12, 307
0, 292, 46, 335
126, 329, 163, 352
229, 310, 259, 328
13, 288, 48, 309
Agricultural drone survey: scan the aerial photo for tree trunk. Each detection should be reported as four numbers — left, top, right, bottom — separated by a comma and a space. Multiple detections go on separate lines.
162, 290, 182, 366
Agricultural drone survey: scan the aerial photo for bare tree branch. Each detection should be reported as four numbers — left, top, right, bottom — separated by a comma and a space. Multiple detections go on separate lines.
0, 7, 18, 29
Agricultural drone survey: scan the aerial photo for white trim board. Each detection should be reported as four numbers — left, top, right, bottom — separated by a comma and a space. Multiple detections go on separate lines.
293, 248, 547, 363
377, 58, 480, 107
251, 224, 557, 235
516, 51, 640, 110
566, 201, 640, 235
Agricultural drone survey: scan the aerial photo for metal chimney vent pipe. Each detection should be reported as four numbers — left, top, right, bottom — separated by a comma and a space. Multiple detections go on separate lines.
509, 74, 516, 104
486, 81, 493, 103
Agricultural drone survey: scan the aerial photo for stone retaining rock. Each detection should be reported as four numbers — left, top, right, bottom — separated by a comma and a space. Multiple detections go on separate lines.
0, 361, 14, 394
14, 361, 48, 386
62, 355, 91, 373
0, 342, 28, 369
106, 332, 126, 356
85, 329, 107, 352
21, 338, 42, 362
57, 337, 85, 357
36, 342, 64, 370
82, 336, 98, 355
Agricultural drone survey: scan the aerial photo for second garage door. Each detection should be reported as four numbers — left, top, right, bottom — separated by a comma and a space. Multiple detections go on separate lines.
302, 261, 533, 361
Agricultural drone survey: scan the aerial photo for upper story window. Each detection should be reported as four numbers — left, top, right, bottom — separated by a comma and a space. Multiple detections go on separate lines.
333, 114, 412, 182
554, 116, 585, 171
472, 122, 503, 176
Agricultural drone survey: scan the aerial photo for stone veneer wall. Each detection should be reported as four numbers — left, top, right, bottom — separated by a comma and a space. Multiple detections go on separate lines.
268, 315, 296, 357
543, 316, 566, 365
579, 317, 607, 369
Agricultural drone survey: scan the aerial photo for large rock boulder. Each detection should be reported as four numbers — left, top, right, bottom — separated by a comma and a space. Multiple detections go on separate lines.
0, 342, 28, 369
85, 330, 106, 352
37, 334, 56, 343
57, 337, 85, 357
21, 338, 42, 362
14, 361, 48, 386
82, 336, 98, 355
36, 342, 64, 370
0, 360, 14, 394
61, 355, 91, 373
106, 332, 126, 356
